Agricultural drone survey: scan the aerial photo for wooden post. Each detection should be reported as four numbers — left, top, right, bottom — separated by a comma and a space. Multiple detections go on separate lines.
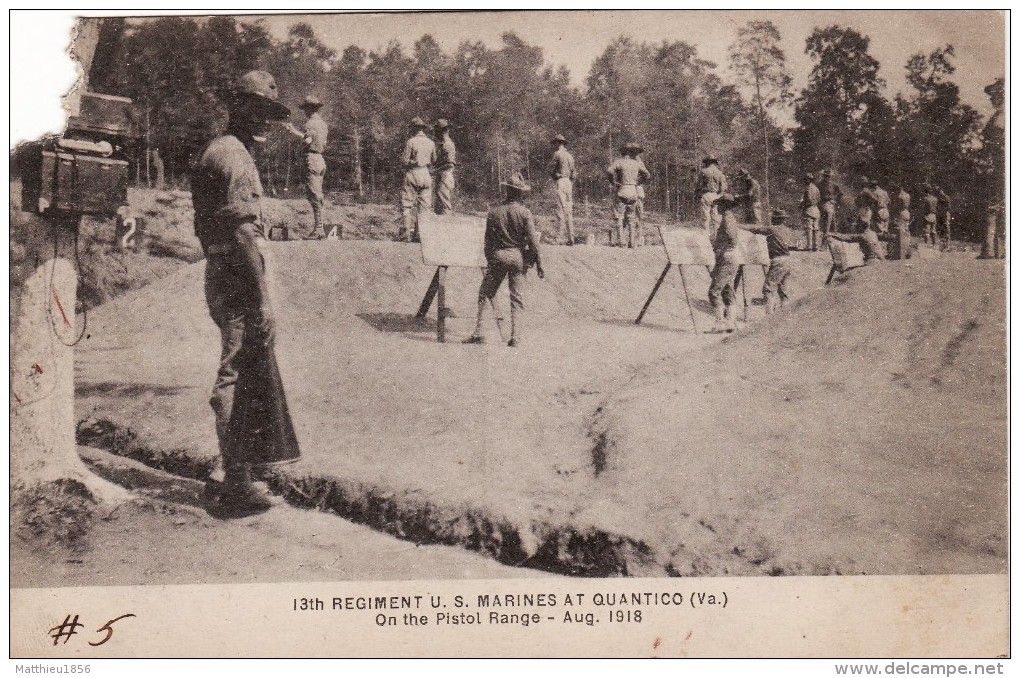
678, 265, 698, 333
436, 266, 447, 343
635, 263, 671, 324
825, 264, 838, 285
416, 267, 442, 319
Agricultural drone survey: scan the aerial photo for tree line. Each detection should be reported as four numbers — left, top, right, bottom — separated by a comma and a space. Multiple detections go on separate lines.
91, 15, 1004, 240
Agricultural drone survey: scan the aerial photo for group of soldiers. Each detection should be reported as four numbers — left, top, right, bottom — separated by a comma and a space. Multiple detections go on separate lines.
188, 68, 1000, 516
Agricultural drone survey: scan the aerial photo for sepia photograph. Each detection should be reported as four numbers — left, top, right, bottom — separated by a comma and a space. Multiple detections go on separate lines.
8, 9, 1008, 661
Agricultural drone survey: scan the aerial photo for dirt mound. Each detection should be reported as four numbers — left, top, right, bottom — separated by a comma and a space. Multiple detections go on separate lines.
71, 226, 1004, 577
590, 258, 1007, 575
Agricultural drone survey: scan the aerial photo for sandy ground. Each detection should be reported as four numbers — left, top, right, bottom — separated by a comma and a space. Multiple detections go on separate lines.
61, 219, 1006, 579
11, 447, 549, 587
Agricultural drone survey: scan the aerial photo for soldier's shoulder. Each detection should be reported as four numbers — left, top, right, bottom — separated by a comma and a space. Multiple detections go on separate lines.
195, 135, 246, 170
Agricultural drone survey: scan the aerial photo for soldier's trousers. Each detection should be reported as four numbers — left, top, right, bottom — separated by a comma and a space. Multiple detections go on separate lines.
305, 153, 326, 232
875, 207, 890, 236
435, 168, 455, 214
888, 211, 911, 260
556, 177, 575, 244
401, 168, 433, 240
763, 255, 793, 314
983, 206, 1006, 259
821, 200, 837, 235
708, 249, 739, 318
803, 206, 821, 250
700, 192, 722, 238
474, 248, 526, 342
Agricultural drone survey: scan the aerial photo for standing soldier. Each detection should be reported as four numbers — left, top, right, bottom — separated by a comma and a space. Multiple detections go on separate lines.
799, 173, 821, 251
549, 134, 576, 245
920, 184, 940, 247
935, 186, 953, 250
284, 95, 329, 239
433, 119, 457, 215
696, 154, 728, 238
733, 168, 763, 225
741, 208, 795, 314
707, 193, 742, 333
606, 143, 650, 248
981, 78, 1006, 259
872, 178, 891, 236
399, 117, 437, 242
818, 169, 843, 237
463, 171, 544, 348
888, 182, 912, 260
190, 70, 300, 517
855, 176, 878, 233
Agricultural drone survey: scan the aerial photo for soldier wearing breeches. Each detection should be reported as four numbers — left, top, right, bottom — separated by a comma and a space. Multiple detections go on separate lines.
696, 154, 728, 239
285, 96, 329, 239
549, 134, 576, 245
888, 183, 912, 260
707, 194, 742, 333
464, 172, 544, 348
434, 119, 457, 215
606, 143, 650, 248
399, 117, 437, 242
191, 70, 300, 517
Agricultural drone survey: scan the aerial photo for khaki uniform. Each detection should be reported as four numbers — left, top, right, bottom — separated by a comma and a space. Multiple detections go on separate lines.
435, 134, 457, 214
472, 200, 542, 344
819, 179, 842, 236
921, 193, 940, 246
742, 221, 794, 314
301, 113, 328, 234
873, 186, 891, 234
708, 208, 741, 324
191, 134, 300, 474
607, 156, 650, 247
889, 189, 912, 260
400, 131, 437, 241
736, 175, 763, 225
697, 164, 728, 238
550, 147, 576, 244
801, 182, 822, 250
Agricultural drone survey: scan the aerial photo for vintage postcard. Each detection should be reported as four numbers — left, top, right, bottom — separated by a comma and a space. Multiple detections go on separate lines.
8, 9, 1008, 662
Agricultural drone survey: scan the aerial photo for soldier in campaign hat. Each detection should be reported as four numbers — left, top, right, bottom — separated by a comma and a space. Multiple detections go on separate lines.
606, 142, 650, 247
190, 70, 300, 517
284, 95, 330, 239
707, 193, 742, 332
433, 118, 458, 215
399, 117, 437, 242
549, 134, 577, 245
464, 171, 544, 348
696, 154, 728, 238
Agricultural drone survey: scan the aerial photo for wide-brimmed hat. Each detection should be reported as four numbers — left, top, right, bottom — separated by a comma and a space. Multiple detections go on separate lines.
771, 207, 788, 219
228, 70, 290, 121
435, 118, 450, 129
736, 167, 750, 177
500, 171, 531, 193
298, 95, 323, 111
702, 154, 719, 165
821, 169, 832, 177
410, 116, 427, 127
803, 173, 815, 182
551, 134, 567, 144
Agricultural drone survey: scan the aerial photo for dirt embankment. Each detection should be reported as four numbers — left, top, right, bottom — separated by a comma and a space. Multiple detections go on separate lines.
69, 215, 1004, 578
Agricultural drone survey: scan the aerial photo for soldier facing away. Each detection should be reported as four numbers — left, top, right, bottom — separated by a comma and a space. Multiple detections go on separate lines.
284, 95, 329, 239
920, 184, 940, 247
800, 173, 821, 251
818, 169, 843, 237
463, 171, 544, 348
549, 134, 576, 245
190, 70, 301, 517
606, 142, 650, 248
433, 119, 457, 214
741, 208, 795, 314
707, 193, 742, 333
888, 182, 912, 260
399, 117, 437, 242
696, 154, 728, 238
733, 168, 763, 225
